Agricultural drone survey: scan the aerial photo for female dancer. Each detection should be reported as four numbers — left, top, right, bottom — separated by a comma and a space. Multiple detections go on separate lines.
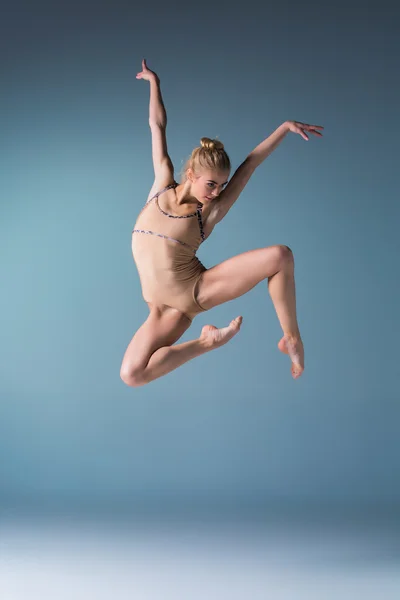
120, 59, 323, 387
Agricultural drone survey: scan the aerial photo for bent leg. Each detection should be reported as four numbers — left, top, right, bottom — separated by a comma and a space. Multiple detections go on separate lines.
196, 244, 290, 313
195, 244, 304, 378
120, 307, 192, 386
120, 306, 243, 387
121, 307, 221, 387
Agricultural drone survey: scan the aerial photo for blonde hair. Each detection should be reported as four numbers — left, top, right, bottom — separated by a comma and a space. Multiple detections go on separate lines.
179, 137, 231, 184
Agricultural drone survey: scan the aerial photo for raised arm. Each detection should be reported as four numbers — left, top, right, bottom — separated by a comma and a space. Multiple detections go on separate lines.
208, 121, 323, 227
136, 59, 174, 193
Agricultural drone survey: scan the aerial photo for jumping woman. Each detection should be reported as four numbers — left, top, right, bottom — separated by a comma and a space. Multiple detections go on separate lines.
120, 59, 323, 388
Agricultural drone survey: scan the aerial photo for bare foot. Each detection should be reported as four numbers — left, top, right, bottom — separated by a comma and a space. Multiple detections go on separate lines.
278, 335, 304, 379
199, 316, 243, 349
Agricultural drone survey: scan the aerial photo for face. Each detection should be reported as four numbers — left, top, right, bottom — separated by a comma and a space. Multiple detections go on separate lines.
189, 169, 230, 203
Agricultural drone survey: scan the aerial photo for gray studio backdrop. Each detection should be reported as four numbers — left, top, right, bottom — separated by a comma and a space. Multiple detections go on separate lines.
1, 0, 399, 516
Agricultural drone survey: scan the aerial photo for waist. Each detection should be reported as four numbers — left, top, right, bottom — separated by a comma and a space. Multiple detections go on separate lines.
134, 251, 205, 285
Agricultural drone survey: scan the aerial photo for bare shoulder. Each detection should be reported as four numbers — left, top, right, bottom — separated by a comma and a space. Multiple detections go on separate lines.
146, 161, 175, 203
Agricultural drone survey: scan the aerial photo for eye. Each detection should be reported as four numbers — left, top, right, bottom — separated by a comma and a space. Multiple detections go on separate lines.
207, 183, 215, 188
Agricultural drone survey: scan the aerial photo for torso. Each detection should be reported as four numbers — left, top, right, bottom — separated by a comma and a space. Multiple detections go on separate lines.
132, 181, 214, 317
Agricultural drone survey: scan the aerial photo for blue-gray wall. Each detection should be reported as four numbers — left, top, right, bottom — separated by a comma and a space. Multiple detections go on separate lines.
1, 0, 399, 513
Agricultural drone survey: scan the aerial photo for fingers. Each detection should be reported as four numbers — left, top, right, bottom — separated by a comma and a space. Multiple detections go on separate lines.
293, 124, 309, 140
289, 120, 324, 140
301, 123, 324, 130
300, 129, 309, 141
307, 126, 323, 137
136, 58, 148, 79
295, 122, 324, 130
303, 123, 324, 136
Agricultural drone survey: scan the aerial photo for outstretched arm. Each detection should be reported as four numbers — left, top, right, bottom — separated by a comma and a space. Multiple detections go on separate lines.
136, 59, 174, 190
208, 121, 323, 227
247, 120, 323, 168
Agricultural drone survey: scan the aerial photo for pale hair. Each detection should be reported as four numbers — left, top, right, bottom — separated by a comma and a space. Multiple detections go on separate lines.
179, 137, 231, 184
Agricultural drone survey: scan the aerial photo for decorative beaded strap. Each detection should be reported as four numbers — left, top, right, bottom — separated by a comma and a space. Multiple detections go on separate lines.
196, 205, 205, 242
146, 182, 177, 205
139, 181, 205, 243
132, 229, 196, 251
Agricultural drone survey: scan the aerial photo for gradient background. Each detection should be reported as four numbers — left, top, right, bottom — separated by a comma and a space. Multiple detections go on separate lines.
1, 0, 399, 596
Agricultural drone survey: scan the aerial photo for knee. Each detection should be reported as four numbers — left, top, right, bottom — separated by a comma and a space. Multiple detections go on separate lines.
275, 245, 294, 267
120, 364, 145, 388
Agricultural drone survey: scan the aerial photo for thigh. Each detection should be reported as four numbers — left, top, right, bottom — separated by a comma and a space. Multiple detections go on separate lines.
196, 245, 289, 311
121, 306, 192, 375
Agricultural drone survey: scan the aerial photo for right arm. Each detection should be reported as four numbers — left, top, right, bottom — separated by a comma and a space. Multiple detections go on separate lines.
136, 60, 174, 194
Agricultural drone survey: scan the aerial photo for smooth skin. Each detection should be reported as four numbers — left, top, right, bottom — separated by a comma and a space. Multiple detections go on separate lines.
120, 59, 323, 387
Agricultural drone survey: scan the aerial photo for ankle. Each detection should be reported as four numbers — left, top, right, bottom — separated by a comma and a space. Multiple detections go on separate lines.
284, 330, 301, 340
198, 336, 214, 351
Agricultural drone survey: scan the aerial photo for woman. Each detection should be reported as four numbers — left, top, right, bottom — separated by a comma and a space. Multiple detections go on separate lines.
120, 59, 323, 387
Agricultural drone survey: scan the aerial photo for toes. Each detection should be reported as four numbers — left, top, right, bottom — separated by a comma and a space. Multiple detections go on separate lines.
291, 365, 303, 379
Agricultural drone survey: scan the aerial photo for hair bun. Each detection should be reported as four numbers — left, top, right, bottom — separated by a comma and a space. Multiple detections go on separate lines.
200, 137, 225, 151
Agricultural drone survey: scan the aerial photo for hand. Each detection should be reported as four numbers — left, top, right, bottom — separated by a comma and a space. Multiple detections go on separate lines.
286, 120, 324, 141
136, 59, 159, 83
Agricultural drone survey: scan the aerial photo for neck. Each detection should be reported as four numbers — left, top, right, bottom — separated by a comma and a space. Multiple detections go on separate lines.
175, 180, 201, 206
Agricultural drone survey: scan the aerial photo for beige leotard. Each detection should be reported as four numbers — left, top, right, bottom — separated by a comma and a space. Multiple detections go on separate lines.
131, 182, 208, 321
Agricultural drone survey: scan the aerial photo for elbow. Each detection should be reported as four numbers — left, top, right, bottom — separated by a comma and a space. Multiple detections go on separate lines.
149, 120, 167, 130
244, 155, 258, 172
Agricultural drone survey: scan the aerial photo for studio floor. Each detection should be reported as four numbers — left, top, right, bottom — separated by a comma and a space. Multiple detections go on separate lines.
1, 510, 399, 600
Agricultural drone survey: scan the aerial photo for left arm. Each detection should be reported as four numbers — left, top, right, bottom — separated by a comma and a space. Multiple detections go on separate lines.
247, 121, 291, 168
208, 120, 323, 226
